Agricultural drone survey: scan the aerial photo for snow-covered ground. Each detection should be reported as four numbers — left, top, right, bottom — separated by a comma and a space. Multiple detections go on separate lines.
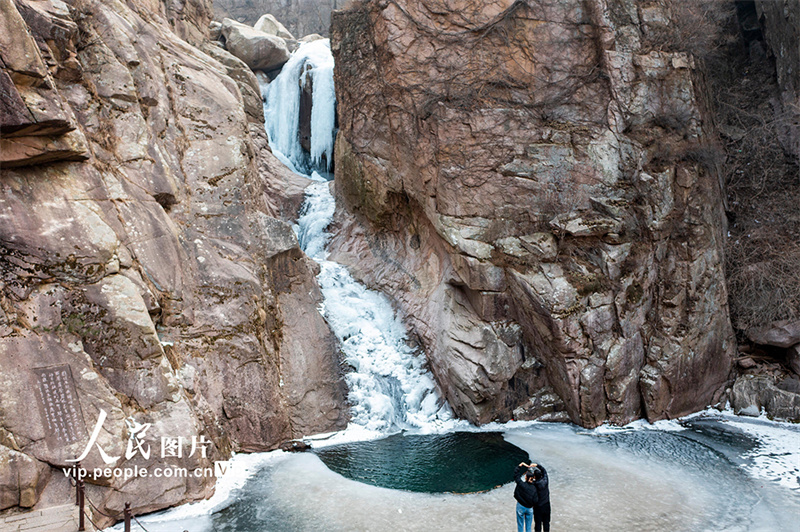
106, 408, 800, 532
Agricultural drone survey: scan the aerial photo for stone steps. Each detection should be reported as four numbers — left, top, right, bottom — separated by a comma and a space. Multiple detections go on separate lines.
0, 504, 93, 532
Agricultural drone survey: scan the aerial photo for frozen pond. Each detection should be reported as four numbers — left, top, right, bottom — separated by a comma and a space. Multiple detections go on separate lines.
314, 432, 530, 493
111, 412, 800, 532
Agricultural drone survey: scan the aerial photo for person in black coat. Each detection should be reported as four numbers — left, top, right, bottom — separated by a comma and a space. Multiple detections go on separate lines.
529, 463, 550, 532
513, 462, 538, 532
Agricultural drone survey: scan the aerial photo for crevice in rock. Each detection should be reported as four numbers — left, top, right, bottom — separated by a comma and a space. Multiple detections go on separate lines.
153, 192, 177, 212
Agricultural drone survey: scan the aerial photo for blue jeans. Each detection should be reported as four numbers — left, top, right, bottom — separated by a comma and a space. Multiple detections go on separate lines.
516, 502, 533, 532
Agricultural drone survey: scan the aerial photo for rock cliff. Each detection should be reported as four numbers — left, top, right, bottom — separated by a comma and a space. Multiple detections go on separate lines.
330, 0, 736, 427
1, 0, 345, 524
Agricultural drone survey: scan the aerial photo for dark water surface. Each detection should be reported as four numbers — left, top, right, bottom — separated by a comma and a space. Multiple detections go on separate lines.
314, 432, 530, 493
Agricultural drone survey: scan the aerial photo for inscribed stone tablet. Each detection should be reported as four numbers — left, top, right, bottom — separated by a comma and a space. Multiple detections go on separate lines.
33, 365, 85, 448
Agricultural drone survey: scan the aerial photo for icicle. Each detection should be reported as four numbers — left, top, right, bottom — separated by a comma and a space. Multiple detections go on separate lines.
263, 39, 336, 174
309, 62, 336, 171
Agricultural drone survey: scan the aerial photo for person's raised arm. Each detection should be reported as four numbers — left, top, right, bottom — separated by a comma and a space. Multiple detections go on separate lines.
514, 463, 527, 485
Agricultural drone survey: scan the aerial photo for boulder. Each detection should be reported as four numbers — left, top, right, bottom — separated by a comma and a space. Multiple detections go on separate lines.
300, 33, 325, 43
731, 375, 800, 421
221, 18, 290, 71
213, 0, 334, 37
737, 357, 757, 369
209, 20, 222, 40
0, 446, 49, 510
254, 13, 294, 40
746, 319, 800, 348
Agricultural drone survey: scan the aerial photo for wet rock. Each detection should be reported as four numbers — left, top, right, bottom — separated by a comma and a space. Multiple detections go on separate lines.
299, 67, 313, 152
279, 440, 311, 452
221, 18, 290, 71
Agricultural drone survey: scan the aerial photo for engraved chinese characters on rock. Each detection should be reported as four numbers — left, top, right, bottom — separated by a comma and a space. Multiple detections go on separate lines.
33, 365, 85, 448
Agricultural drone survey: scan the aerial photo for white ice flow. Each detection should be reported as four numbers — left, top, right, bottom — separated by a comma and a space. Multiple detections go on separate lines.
266, 40, 451, 433
296, 179, 452, 432
263, 39, 336, 173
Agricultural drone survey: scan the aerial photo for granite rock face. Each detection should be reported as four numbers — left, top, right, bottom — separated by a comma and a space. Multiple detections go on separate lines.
1, 0, 345, 524
330, 0, 736, 427
0, 0, 88, 166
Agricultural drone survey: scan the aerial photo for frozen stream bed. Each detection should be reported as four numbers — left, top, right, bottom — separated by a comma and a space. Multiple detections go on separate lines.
109, 410, 800, 532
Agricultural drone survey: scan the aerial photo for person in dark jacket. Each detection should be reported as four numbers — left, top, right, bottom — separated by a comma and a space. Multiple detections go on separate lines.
513, 462, 538, 532
529, 463, 550, 532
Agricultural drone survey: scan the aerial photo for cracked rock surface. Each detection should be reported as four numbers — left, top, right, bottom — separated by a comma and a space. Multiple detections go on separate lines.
330, 0, 736, 427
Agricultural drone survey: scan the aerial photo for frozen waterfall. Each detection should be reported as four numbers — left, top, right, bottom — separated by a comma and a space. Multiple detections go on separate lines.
106, 30, 800, 532
265, 41, 451, 433
296, 178, 452, 432
263, 39, 336, 174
